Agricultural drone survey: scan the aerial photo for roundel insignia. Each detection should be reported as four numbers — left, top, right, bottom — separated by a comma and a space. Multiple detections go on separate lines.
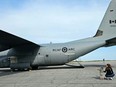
62, 47, 68, 53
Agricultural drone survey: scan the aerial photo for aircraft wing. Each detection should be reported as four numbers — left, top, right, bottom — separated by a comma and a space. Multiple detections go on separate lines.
0, 30, 40, 51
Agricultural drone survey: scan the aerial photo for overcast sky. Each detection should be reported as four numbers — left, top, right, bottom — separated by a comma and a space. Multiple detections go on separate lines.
0, 0, 115, 60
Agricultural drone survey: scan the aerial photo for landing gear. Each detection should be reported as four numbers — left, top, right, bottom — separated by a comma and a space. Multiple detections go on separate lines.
11, 68, 31, 71
31, 66, 39, 70
10, 68, 15, 71
10, 66, 39, 71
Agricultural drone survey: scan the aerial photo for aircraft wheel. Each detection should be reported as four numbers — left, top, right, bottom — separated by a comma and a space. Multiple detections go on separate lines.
31, 66, 38, 70
11, 68, 16, 71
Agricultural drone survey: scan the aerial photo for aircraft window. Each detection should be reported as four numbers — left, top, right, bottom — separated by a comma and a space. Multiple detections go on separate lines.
110, 10, 114, 12
46, 55, 49, 57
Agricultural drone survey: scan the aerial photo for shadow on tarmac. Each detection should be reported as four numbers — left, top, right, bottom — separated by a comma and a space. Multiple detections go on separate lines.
0, 65, 84, 76
38, 65, 84, 70
0, 68, 26, 77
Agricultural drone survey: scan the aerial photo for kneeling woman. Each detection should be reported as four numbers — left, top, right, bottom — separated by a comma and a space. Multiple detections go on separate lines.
104, 64, 115, 80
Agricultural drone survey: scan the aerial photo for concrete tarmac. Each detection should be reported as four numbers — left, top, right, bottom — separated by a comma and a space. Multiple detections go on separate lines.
0, 61, 116, 87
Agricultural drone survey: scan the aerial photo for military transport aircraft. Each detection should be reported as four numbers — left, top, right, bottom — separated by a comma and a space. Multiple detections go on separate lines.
0, 0, 116, 70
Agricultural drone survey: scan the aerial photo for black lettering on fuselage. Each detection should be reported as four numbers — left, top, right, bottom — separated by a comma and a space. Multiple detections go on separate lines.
52, 47, 75, 53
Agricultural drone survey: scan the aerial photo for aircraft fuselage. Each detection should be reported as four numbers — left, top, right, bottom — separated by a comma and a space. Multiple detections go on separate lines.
0, 38, 105, 69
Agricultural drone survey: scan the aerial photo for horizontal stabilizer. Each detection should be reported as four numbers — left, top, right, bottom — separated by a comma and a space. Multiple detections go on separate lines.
105, 37, 116, 47
0, 30, 40, 51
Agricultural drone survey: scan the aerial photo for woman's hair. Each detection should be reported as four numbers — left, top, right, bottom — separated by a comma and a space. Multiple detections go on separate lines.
107, 64, 112, 68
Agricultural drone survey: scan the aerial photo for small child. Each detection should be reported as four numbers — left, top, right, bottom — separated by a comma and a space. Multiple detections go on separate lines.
98, 66, 104, 80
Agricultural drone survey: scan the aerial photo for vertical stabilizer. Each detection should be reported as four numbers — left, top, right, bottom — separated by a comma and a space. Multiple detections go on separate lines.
95, 0, 116, 40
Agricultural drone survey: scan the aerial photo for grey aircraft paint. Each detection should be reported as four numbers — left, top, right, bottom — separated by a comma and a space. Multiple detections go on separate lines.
0, 0, 116, 70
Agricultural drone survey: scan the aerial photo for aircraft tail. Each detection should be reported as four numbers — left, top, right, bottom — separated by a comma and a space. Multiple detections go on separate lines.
94, 0, 116, 47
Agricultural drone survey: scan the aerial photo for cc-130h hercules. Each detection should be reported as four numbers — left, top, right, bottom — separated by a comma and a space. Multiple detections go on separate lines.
0, 0, 116, 70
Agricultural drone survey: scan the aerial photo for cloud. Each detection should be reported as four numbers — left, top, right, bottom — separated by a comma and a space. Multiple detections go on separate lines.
0, 0, 110, 43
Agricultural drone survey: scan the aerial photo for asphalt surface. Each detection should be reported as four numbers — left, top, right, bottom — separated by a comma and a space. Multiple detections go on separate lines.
0, 61, 116, 87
